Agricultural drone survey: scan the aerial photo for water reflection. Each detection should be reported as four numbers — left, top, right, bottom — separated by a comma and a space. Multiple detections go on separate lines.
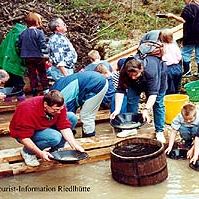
0, 159, 199, 199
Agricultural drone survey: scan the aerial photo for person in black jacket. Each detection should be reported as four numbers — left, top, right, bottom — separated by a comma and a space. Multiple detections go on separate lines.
167, 0, 199, 76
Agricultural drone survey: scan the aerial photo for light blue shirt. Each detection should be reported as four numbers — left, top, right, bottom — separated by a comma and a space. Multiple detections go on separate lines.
171, 110, 199, 130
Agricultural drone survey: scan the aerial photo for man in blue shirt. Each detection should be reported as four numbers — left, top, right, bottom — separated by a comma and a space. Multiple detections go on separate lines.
51, 71, 108, 137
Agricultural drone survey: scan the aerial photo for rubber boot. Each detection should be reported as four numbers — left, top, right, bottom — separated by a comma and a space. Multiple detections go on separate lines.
182, 61, 191, 77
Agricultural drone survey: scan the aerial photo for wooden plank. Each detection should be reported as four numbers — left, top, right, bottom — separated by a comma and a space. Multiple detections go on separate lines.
0, 162, 13, 177
0, 109, 110, 136
0, 104, 17, 112
0, 127, 158, 178
8, 147, 111, 176
0, 141, 119, 177
0, 133, 129, 163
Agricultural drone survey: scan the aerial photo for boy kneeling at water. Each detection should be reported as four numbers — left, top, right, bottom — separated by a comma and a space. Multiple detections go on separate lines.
165, 103, 199, 156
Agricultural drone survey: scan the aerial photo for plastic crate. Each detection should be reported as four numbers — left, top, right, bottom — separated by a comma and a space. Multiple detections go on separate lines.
184, 80, 199, 102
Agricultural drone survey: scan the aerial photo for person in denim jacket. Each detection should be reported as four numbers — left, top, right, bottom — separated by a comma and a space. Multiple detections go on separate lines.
48, 18, 77, 81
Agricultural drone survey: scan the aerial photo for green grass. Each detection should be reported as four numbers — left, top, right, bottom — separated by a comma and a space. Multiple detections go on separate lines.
48, 0, 185, 40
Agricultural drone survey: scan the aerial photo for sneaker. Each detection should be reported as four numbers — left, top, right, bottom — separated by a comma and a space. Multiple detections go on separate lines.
116, 129, 137, 138
156, 132, 166, 143
82, 131, 96, 138
21, 149, 40, 167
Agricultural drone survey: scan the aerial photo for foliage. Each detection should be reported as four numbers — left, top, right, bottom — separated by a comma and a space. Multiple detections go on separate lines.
66, 0, 184, 40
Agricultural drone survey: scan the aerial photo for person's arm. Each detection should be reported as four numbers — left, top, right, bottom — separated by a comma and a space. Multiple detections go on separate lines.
167, 13, 185, 23
165, 129, 177, 154
0, 69, 9, 84
190, 136, 199, 164
145, 95, 157, 109
60, 128, 84, 152
58, 65, 68, 76
110, 92, 124, 119
142, 95, 157, 123
187, 145, 194, 159
20, 138, 53, 161
0, 92, 6, 100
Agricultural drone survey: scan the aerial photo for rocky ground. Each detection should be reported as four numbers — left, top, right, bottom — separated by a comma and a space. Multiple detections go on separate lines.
0, 0, 103, 71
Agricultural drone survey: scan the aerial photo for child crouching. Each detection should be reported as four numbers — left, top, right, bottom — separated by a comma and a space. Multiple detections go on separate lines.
165, 103, 199, 155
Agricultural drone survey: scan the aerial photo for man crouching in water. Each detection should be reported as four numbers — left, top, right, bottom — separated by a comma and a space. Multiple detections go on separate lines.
9, 90, 84, 167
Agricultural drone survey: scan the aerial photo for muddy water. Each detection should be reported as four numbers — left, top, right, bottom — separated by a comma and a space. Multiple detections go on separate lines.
0, 123, 199, 198
0, 159, 199, 199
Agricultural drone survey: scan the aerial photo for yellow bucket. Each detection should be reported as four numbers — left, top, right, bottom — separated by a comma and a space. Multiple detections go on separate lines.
164, 94, 189, 124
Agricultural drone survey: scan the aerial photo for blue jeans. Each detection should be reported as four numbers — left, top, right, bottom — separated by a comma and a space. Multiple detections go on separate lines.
166, 63, 182, 95
47, 66, 74, 81
179, 125, 198, 141
181, 44, 199, 63
67, 112, 78, 129
127, 88, 165, 132
22, 112, 77, 154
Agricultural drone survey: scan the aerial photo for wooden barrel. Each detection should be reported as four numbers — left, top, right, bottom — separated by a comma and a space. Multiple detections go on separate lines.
111, 137, 168, 186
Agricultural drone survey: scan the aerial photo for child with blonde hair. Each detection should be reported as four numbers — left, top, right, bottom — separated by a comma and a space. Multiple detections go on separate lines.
165, 103, 199, 155
85, 50, 112, 72
160, 29, 182, 94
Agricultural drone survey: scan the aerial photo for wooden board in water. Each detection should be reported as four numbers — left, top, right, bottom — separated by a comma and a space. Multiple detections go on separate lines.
0, 127, 157, 178
0, 109, 110, 136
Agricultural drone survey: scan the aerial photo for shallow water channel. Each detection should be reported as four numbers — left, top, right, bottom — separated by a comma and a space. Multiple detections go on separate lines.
0, 123, 199, 199
0, 159, 199, 199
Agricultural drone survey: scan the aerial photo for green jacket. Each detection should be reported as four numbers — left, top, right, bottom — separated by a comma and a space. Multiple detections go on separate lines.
0, 23, 27, 77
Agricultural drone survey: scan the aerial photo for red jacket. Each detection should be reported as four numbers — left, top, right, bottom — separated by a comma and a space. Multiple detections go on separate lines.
9, 96, 71, 139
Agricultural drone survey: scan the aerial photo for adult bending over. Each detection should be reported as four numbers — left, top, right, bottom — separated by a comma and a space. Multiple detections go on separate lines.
51, 71, 108, 137
110, 55, 167, 143
9, 90, 84, 167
